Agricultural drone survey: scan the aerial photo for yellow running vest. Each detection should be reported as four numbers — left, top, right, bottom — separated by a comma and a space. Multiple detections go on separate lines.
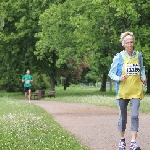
117, 52, 143, 100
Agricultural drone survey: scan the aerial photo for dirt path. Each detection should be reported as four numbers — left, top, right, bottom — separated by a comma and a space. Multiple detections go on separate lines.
30, 100, 150, 150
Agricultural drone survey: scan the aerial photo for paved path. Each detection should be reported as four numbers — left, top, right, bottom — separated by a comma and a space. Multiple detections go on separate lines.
31, 100, 150, 150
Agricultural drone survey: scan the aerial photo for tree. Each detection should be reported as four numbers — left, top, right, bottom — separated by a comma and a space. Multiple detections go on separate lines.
109, 0, 150, 93
2, 0, 150, 93
0, 0, 55, 91
58, 59, 88, 90
35, 2, 86, 91
62, 0, 119, 91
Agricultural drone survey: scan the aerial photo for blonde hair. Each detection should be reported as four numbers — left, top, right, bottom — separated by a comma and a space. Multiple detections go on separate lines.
119, 31, 135, 44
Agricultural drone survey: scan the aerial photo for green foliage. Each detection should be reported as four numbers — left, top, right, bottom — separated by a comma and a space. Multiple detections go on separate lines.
1, 0, 150, 92
35, 0, 118, 85
32, 73, 50, 90
0, 0, 55, 90
109, 0, 150, 78
35, 3, 78, 66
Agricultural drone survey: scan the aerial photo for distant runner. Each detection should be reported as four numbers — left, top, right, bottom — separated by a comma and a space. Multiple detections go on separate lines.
22, 69, 33, 102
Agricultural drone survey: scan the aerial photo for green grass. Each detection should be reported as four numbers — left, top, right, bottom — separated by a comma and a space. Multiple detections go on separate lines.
0, 86, 150, 150
49, 86, 117, 108
0, 97, 88, 150
1, 86, 150, 114
44, 86, 150, 114
2, 86, 150, 114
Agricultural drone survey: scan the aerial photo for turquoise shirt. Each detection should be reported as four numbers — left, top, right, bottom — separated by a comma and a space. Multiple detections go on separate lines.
108, 50, 146, 82
22, 74, 33, 87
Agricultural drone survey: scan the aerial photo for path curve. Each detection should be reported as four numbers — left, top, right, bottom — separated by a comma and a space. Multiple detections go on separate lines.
31, 100, 150, 150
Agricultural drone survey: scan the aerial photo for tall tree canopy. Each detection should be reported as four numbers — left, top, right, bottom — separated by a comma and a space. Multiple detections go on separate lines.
0, 0, 54, 91
1, 0, 150, 92
36, 0, 150, 92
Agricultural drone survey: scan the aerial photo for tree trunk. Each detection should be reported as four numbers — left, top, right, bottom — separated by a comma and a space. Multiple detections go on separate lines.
109, 79, 112, 91
64, 83, 67, 90
146, 67, 150, 94
64, 76, 69, 90
50, 75, 55, 91
100, 73, 107, 92
49, 51, 57, 91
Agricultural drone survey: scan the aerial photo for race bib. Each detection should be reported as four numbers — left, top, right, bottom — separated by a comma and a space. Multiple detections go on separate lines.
125, 64, 140, 75
25, 79, 30, 84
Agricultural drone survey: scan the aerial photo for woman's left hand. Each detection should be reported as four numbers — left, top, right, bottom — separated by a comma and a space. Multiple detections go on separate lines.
141, 78, 146, 84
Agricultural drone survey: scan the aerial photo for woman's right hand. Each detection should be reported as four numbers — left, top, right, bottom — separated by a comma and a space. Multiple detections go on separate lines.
119, 74, 128, 81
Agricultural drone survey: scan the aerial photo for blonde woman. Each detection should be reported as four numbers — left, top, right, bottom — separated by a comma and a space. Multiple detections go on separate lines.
108, 31, 146, 150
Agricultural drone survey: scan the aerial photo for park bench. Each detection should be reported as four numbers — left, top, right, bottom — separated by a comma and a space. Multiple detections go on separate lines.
44, 91, 56, 98
31, 90, 45, 100
31, 90, 38, 99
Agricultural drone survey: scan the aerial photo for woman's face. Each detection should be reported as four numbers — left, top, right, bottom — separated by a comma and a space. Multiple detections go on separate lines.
124, 38, 134, 53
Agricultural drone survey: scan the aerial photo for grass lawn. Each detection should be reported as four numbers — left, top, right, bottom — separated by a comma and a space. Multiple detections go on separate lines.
0, 95, 88, 150
44, 86, 150, 114
0, 86, 150, 150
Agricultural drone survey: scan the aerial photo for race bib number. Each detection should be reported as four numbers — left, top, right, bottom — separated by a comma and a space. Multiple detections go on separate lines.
25, 79, 30, 84
125, 64, 140, 75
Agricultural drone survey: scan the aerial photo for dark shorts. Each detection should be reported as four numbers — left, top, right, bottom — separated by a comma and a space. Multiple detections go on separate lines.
24, 87, 31, 92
